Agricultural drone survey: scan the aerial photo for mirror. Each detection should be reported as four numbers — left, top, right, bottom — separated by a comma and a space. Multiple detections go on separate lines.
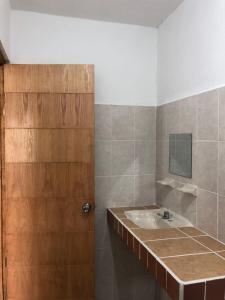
169, 133, 192, 178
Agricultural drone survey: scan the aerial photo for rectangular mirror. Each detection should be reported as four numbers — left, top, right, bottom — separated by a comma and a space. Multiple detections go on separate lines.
169, 133, 192, 178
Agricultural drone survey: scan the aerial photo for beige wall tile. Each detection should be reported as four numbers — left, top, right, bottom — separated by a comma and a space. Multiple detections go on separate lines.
135, 140, 156, 175
95, 104, 112, 140
218, 142, 225, 196
196, 141, 218, 193
112, 141, 135, 175
95, 140, 112, 176
197, 189, 217, 237
197, 90, 218, 140
218, 196, 225, 243
219, 87, 225, 141
134, 106, 156, 139
112, 105, 134, 140
134, 175, 156, 205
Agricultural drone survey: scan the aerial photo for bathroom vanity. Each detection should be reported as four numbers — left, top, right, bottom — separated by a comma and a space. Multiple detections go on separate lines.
108, 206, 225, 300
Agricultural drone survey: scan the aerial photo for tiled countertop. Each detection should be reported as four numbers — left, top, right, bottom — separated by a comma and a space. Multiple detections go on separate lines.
107, 206, 225, 300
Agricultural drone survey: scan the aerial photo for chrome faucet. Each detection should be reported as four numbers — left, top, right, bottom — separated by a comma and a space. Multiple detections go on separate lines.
162, 211, 170, 220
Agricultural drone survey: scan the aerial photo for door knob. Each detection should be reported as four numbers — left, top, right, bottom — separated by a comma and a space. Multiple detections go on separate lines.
82, 202, 92, 214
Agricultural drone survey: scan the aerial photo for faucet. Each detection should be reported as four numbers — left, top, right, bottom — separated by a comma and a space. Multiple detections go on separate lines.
162, 211, 170, 220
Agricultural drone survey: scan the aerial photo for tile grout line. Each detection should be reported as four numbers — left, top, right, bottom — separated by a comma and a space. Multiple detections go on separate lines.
217, 89, 220, 240
176, 227, 225, 258
133, 107, 136, 207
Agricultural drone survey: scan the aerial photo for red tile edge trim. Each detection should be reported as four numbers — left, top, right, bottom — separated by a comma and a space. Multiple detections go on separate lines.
184, 283, 205, 300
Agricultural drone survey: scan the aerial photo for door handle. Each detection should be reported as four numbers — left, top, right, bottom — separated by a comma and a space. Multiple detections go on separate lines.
82, 202, 92, 214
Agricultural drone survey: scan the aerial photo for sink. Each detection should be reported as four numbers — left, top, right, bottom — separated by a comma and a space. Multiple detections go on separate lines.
125, 208, 193, 229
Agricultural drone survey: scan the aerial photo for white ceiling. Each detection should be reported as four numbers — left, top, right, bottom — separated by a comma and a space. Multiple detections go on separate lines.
10, 0, 183, 27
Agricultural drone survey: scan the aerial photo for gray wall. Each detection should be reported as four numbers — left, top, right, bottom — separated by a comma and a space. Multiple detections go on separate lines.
156, 87, 225, 241
95, 104, 157, 300
95, 89, 225, 300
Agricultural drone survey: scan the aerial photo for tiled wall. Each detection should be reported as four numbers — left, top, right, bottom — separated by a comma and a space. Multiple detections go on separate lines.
156, 87, 225, 241
95, 104, 157, 300
95, 91, 225, 300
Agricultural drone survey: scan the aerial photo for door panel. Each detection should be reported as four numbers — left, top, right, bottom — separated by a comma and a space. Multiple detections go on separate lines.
7, 265, 94, 299
5, 163, 93, 198
5, 129, 92, 162
4, 65, 94, 93
4, 198, 93, 234
3, 64, 94, 300
0, 66, 4, 300
6, 232, 94, 266
5, 93, 93, 129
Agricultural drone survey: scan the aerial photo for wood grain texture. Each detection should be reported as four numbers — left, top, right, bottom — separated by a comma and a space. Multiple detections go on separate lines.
5, 93, 94, 129
0, 66, 3, 300
7, 265, 94, 299
3, 65, 94, 300
5, 163, 93, 199
4, 65, 94, 93
5, 129, 92, 163
4, 198, 93, 234
6, 232, 94, 266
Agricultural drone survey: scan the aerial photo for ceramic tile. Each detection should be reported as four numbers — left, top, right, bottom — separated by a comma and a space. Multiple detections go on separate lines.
95, 177, 112, 212
147, 252, 157, 277
110, 206, 145, 214
131, 228, 185, 242
133, 237, 140, 258
156, 262, 166, 290
134, 175, 155, 205
145, 237, 210, 258
111, 176, 134, 207
166, 272, 180, 300
197, 90, 218, 140
219, 87, 225, 141
217, 251, 225, 259
112, 105, 134, 140
163, 253, 225, 281
95, 104, 112, 140
218, 196, 225, 243
156, 105, 167, 140
134, 106, 156, 139
184, 283, 205, 300
135, 140, 156, 175
194, 236, 225, 251
197, 189, 217, 237
156, 140, 169, 179
218, 142, 225, 196
178, 227, 205, 237
140, 244, 148, 267
206, 279, 225, 300
121, 219, 139, 229
196, 141, 218, 193
112, 141, 135, 175
95, 140, 111, 176
178, 96, 197, 139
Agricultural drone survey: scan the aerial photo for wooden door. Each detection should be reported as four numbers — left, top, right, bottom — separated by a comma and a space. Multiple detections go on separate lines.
0, 66, 4, 300
3, 65, 95, 300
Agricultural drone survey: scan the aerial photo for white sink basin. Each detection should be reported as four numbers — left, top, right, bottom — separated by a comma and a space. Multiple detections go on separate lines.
125, 208, 193, 229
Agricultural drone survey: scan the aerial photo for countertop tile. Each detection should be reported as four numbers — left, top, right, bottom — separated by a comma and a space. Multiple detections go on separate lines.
130, 228, 185, 241
163, 253, 225, 281
193, 236, 225, 252
178, 227, 205, 237
145, 237, 210, 258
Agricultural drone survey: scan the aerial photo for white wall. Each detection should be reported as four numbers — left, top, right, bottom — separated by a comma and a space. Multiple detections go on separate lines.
158, 0, 225, 105
10, 10, 157, 106
0, 0, 10, 56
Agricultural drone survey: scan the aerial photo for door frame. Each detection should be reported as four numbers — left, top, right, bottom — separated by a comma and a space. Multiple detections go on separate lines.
0, 42, 9, 66
0, 41, 9, 300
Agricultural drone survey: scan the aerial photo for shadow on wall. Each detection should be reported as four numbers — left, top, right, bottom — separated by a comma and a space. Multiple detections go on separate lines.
96, 218, 171, 300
